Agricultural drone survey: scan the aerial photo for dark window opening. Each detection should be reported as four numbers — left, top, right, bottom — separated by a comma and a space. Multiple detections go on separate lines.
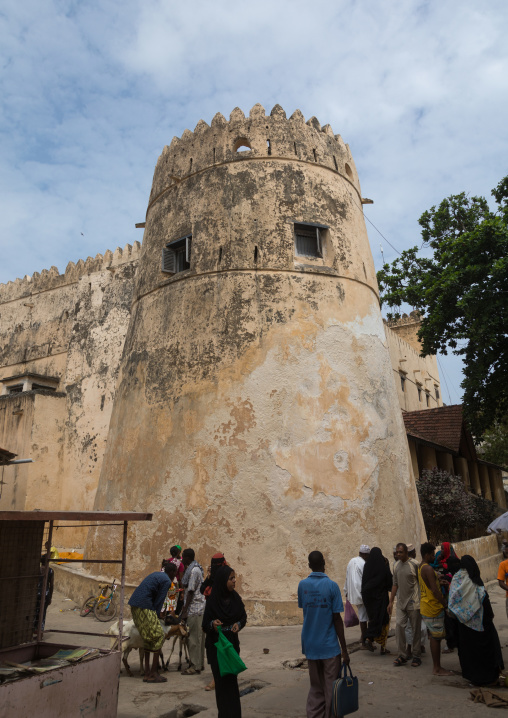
294, 141, 297, 155
417, 385, 422, 401
7, 385, 23, 394
333, 155, 338, 171
254, 246, 258, 263
425, 392, 430, 407
400, 373, 406, 392
294, 224, 323, 258
435, 386, 440, 400
162, 235, 192, 274
218, 246, 222, 263
313, 149, 317, 162
267, 139, 271, 155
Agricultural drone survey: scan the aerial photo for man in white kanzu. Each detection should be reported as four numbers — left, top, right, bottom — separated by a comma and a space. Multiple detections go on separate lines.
344, 545, 371, 649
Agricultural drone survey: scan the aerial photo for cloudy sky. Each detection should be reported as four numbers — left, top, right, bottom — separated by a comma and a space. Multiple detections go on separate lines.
1, 0, 507, 402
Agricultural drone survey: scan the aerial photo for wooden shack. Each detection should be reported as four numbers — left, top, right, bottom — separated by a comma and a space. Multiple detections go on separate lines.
0, 511, 151, 718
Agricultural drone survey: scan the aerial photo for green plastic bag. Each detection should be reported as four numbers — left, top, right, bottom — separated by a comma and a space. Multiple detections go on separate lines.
216, 626, 247, 677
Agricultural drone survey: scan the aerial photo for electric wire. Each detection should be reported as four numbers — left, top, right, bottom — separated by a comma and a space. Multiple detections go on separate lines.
338, 173, 403, 257
436, 355, 461, 405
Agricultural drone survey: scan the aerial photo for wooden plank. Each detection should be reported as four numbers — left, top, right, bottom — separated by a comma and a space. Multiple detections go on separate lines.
0, 511, 152, 522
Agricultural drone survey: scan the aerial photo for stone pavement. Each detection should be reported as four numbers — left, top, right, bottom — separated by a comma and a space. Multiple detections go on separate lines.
43, 584, 508, 717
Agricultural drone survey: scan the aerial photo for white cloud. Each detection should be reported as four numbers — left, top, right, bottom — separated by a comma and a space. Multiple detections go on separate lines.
1, 0, 507, 401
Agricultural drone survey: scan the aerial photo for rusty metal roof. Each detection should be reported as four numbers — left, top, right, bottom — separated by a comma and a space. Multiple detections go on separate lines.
0, 510, 152, 521
0, 447, 17, 462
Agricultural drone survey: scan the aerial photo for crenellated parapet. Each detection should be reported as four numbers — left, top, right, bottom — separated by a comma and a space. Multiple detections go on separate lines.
0, 241, 142, 304
384, 310, 422, 328
149, 103, 360, 209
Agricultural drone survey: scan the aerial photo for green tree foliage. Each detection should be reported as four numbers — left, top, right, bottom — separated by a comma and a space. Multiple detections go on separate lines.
477, 419, 508, 469
416, 468, 497, 542
377, 176, 508, 438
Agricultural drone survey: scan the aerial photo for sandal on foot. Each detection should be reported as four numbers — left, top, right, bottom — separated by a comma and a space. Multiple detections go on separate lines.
393, 656, 408, 667
364, 639, 375, 653
411, 657, 422, 667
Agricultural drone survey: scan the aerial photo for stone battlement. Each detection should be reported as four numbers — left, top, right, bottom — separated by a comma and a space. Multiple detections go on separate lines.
0, 241, 142, 304
149, 103, 360, 208
384, 310, 422, 327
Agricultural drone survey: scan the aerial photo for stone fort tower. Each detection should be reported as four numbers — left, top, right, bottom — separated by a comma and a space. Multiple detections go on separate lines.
90, 104, 424, 622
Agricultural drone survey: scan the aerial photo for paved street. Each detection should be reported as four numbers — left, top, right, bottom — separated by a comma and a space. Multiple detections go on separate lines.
43, 583, 508, 717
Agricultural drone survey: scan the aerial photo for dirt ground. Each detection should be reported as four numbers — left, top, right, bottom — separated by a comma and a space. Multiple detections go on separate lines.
43, 581, 508, 718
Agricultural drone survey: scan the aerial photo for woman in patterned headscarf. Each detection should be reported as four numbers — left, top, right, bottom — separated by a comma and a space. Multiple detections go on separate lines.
449, 555, 504, 685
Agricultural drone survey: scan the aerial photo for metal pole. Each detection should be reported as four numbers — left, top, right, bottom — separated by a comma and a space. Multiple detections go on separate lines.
118, 521, 128, 659
37, 520, 53, 642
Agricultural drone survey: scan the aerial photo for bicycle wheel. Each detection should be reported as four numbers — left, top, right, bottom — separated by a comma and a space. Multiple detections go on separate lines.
94, 597, 118, 621
80, 596, 96, 617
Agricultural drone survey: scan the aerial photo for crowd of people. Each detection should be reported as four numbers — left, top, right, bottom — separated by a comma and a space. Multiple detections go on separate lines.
297, 542, 506, 718
127, 540, 505, 718
342, 541, 504, 681
128, 545, 245, 717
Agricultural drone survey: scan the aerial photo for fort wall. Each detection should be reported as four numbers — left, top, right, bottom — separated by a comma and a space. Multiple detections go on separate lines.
384, 313, 442, 413
0, 105, 446, 623
0, 243, 141, 547
87, 105, 426, 620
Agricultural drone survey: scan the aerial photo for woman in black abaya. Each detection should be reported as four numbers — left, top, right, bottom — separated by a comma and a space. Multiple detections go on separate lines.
449, 555, 504, 686
361, 547, 393, 654
202, 565, 247, 717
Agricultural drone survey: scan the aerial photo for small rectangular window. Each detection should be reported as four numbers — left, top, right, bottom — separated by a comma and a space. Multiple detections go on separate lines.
435, 386, 440, 400
425, 392, 430, 407
7, 384, 23, 394
162, 235, 192, 274
400, 373, 406, 392
417, 385, 422, 401
294, 224, 322, 258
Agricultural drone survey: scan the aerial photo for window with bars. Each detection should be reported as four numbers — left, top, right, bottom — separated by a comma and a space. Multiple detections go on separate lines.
294, 223, 324, 258
162, 235, 192, 274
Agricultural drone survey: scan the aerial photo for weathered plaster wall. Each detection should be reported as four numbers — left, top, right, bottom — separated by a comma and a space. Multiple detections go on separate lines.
0, 391, 66, 510
0, 245, 141, 547
88, 104, 426, 622
0, 392, 35, 508
384, 315, 442, 413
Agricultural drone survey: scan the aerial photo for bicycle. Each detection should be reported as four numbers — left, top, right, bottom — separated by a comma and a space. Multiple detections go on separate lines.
80, 579, 118, 621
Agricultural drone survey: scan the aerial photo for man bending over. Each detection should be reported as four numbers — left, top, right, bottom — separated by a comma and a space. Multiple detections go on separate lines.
128, 564, 173, 682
